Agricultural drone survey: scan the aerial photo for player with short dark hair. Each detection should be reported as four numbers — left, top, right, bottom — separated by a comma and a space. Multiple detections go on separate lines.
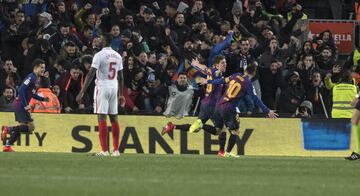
1, 59, 49, 152
76, 33, 125, 156
162, 55, 228, 156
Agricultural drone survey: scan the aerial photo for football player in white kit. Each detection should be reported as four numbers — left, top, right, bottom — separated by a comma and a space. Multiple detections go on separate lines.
76, 33, 125, 156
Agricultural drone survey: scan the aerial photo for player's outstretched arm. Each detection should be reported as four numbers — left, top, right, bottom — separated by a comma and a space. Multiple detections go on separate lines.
247, 80, 278, 118
267, 110, 278, 118
206, 77, 226, 85
76, 67, 96, 103
191, 58, 208, 74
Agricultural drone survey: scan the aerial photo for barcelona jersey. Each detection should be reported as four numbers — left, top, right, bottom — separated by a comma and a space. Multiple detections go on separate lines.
201, 67, 223, 106
216, 73, 270, 113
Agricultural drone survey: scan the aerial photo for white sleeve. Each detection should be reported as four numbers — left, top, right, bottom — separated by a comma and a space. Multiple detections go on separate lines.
91, 53, 100, 69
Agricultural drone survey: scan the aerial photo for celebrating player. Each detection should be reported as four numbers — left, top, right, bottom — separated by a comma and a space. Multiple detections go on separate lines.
162, 55, 227, 156
1, 59, 49, 152
76, 33, 125, 156
203, 66, 278, 157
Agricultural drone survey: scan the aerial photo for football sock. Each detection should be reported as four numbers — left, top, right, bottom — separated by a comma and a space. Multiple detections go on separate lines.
203, 124, 217, 135
111, 121, 120, 152
175, 124, 191, 132
5, 125, 29, 146
13, 125, 29, 133
219, 132, 226, 151
6, 132, 20, 146
354, 124, 360, 154
226, 134, 238, 153
98, 120, 108, 152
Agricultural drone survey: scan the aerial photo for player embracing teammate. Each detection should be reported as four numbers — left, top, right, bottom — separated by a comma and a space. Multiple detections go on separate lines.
163, 57, 278, 157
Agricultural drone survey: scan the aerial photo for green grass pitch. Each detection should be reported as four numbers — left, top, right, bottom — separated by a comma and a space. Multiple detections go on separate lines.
0, 153, 358, 196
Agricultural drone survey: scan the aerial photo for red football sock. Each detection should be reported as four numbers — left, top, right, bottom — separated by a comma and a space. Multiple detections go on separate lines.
111, 121, 120, 151
98, 120, 108, 152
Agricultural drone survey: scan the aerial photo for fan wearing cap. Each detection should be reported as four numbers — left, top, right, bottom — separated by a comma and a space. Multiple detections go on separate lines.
34, 12, 57, 39
292, 101, 313, 118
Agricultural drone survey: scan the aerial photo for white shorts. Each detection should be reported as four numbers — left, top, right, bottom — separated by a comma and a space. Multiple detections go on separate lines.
93, 86, 118, 114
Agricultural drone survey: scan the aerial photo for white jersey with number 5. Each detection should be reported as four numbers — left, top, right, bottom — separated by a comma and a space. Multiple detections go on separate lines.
91, 47, 123, 114
91, 47, 123, 87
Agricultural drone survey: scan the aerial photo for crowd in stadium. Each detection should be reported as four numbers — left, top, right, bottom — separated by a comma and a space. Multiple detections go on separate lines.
0, 0, 357, 118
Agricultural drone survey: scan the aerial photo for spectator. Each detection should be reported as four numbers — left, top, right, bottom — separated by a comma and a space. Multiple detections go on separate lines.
259, 60, 283, 109
137, 7, 161, 51
0, 11, 30, 62
79, 54, 95, 106
52, 84, 62, 111
110, 24, 123, 53
147, 52, 162, 75
296, 41, 317, 66
55, 41, 81, 71
305, 72, 331, 116
1, 59, 22, 91
124, 69, 145, 112
74, 3, 97, 32
143, 73, 167, 114
278, 71, 306, 114
53, 1, 72, 25
78, 25, 94, 51
292, 100, 313, 118
49, 59, 65, 85
34, 12, 57, 39
171, 13, 191, 45
259, 37, 297, 69
24, 39, 57, 76
56, 65, 85, 113
325, 69, 357, 118
316, 46, 335, 72
49, 22, 83, 53
163, 72, 194, 118
29, 76, 61, 113
121, 13, 135, 31
184, 0, 205, 27
164, 2, 178, 27
296, 54, 319, 88
109, 0, 132, 28
0, 87, 15, 112
315, 30, 338, 61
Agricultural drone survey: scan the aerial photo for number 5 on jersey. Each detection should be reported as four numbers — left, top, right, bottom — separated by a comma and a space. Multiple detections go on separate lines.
108, 62, 116, 79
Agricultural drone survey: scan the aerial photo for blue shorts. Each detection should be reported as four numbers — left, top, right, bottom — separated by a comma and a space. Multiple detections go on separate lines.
212, 106, 239, 131
12, 99, 33, 123
198, 104, 215, 123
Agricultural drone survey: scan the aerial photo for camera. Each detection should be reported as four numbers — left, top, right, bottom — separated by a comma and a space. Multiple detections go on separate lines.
299, 106, 307, 113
